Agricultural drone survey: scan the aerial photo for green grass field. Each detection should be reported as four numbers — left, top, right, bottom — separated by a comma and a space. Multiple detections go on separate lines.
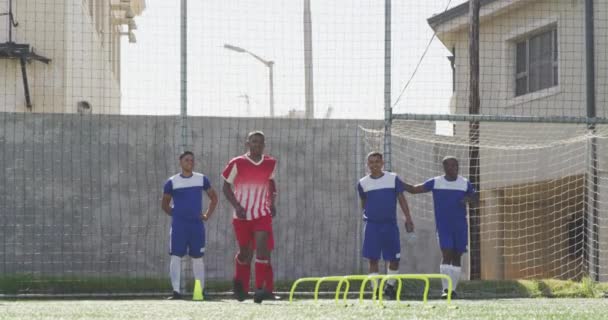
2, 298, 608, 320
3, 276, 608, 298
2, 277, 608, 319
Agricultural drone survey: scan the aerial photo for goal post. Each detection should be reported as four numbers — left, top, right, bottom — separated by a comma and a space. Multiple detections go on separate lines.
362, 113, 608, 281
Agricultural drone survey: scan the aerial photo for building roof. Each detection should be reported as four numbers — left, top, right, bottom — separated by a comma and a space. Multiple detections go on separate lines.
427, 0, 501, 29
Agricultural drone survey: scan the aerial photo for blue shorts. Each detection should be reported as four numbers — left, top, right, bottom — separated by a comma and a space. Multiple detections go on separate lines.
362, 221, 401, 261
437, 222, 468, 253
170, 220, 205, 258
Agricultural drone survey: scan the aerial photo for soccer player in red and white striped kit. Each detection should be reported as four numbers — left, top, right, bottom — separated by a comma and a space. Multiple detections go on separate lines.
222, 131, 279, 303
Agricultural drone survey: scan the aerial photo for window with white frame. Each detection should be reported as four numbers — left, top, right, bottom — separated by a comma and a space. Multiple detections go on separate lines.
515, 27, 558, 96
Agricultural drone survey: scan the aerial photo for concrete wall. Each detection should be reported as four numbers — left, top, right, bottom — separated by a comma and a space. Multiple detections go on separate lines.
1, 114, 605, 285
0, 113, 450, 282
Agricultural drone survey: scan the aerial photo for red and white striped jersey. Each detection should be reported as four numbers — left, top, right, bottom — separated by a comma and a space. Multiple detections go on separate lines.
222, 154, 277, 220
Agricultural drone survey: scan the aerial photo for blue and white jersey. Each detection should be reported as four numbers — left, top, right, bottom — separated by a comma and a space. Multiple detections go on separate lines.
423, 175, 475, 227
357, 172, 405, 223
163, 172, 211, 222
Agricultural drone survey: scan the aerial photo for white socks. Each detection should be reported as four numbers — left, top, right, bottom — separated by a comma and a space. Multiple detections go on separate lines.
170, 255, 181, 293
170, 256, 206, 293
449, 265, 461, 291
369, 272, 379, 292
387, 268, 399, 287
439, 264, 450, 292
192, 257, 205, 290
440, 264, 462, 292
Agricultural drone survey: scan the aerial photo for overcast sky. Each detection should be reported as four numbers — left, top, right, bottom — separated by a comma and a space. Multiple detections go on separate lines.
121, 0, 467, 119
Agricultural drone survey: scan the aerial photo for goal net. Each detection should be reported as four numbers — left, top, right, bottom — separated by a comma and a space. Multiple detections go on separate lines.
361, 118, 608, 281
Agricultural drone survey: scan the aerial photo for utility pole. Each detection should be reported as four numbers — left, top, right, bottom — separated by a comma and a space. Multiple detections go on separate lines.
180, 0, 188, 152
304, 0, 314, 118
383, 0, 392, 171
468, 0, 481, 280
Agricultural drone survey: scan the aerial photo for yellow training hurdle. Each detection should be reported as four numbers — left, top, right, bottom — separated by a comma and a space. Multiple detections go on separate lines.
288, 276, 350, 305
377, 274, 452, 306
289, 273, 453, 306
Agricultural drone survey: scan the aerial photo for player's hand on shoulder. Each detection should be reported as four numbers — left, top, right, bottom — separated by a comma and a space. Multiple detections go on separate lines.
405, 219, 415, 233
460, 196, 471, 207
236, 206, 247, 219
270, 205, 277, 218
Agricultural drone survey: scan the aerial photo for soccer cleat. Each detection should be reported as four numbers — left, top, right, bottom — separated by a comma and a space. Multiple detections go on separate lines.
262, 290, 281, 301
441, 289, 457, 299
383, 284, 397, 300
167, 291, 182, 300
253, 288, 279, 303
253, 288, 265, 304
233, 279, 248, 302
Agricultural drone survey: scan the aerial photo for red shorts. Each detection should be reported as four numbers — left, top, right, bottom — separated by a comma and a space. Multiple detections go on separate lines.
232, 215, 274, 251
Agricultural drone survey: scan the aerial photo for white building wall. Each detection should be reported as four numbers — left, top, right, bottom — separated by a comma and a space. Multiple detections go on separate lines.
0, 0, 67, 112
443, 0, 588, 117
65, 0, 121, 114
432, 0, 608, 280
0, 0, 131, 114
434, 0, 592, 189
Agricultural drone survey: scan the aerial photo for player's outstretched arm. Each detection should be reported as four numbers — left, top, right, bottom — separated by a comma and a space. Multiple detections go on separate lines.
404, 183, 428, 194
202, 188, 219, 221
161, 194, 172, 216
357, 183, 366, 210
461, 180, 479, 206
222, 181, 246, 219
269, 179, 277, 217
398, 193, 414, 232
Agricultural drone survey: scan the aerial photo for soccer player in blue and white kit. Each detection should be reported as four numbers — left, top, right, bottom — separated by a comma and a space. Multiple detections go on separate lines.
406, 156, 477, 299
357, 152, 414, 300
161, 151, 218, 299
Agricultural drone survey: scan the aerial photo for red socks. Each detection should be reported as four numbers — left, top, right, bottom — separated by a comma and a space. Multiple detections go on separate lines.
235, 255, 251, 293
255, 258, 274, 292
235, 254, 274, 293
